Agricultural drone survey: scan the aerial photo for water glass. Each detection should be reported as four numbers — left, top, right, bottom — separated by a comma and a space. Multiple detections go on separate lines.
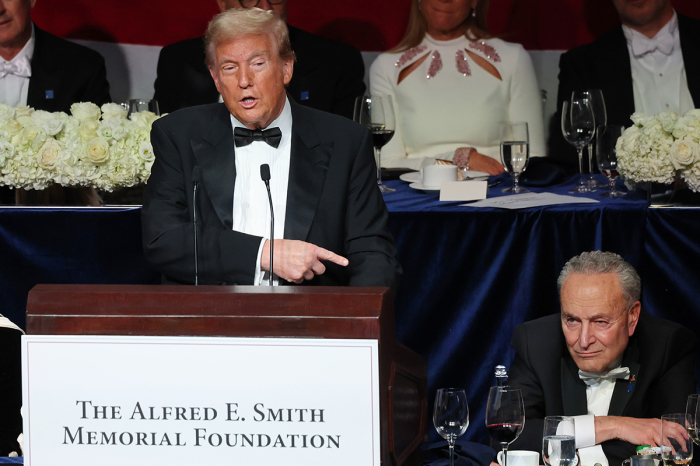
661, 413, 693, 466
542, 416, 577, 466
500, 122, 530, 193
433, 388, 469, 466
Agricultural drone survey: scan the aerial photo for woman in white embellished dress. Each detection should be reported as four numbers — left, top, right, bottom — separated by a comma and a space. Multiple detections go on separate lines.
369, 0, 545, 174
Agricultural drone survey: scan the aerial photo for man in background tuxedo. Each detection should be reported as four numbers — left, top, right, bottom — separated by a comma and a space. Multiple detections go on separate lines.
550, 0, 700, 172
0, 316, 24, 457
143, 8, 400, 290
153, 0, 365, 119
508, 251, 697, 466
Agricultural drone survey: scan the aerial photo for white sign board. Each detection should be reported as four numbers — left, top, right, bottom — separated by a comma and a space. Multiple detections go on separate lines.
22, 336, 380, 466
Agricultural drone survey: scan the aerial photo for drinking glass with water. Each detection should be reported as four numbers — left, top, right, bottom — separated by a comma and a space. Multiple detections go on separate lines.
543, 416, 578, 466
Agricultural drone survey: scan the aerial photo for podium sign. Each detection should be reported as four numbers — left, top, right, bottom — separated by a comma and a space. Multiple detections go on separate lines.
22, 335, 381, 466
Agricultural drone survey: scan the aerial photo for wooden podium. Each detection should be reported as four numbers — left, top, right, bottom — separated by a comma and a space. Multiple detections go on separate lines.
26, 284, 427, 466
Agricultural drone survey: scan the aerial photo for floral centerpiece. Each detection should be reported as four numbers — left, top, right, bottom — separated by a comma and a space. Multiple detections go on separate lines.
0, 102, 159, 191
616, 109, 700, 192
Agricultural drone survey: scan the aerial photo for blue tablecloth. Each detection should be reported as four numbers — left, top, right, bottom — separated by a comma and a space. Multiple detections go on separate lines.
1, 175, 698, 445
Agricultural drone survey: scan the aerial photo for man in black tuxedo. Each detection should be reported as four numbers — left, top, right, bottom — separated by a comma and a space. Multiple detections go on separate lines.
549, 0, 700, 172
142, 8, 399, 290
153, 0, 365, 120
508, 251, 697, 466
0, 318, 24, 456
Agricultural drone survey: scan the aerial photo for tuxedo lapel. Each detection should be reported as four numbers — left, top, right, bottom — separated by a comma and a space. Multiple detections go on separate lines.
192, 104, 236, 230
678, 14, 700, 107
608, 338, 641, 417
596, 26, 636, 126
27, 26, 66, 112
561, 355, 589, 416
283, 100, 331, 241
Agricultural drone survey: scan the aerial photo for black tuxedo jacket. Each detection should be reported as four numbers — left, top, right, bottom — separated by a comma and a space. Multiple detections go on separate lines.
0, 327, 22, 456
28, 25, 111, 113
153, 25, 366, 120
549, 14, 700, 172
142, 100, 400, 290
508, 313, 697, 466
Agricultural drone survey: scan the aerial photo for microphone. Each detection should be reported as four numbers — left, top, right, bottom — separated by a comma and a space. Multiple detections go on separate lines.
260, 164, 274, 286
192, 166, 203, 286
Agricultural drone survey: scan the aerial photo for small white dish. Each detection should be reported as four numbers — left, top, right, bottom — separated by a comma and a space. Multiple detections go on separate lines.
409, 181, 441, 192
399, 172, 421, 183
461, 170, 489, 179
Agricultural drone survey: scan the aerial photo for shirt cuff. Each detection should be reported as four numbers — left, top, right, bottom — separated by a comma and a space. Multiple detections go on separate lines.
573, 414, 596, 449
578, 445, 609, 466
254, 237, 267, 285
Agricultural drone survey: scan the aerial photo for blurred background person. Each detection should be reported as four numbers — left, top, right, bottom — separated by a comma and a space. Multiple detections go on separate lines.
154, 0, 365, 119
0, 314, 23, 457
369, 0, 545, 174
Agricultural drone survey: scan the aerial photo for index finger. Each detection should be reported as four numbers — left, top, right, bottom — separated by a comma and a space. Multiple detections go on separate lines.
316, 247, 349, 267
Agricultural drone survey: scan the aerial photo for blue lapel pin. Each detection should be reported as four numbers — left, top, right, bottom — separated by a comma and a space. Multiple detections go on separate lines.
300, 91, 309, 100
628, 374, 636, 393
45, 90, 54, 99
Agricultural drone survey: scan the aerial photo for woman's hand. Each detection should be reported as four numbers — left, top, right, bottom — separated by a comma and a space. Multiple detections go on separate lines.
459, 150, 505, 175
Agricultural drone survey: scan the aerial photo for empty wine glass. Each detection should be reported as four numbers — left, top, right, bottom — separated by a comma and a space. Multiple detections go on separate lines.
661, 413, 693, 466
587, 90, 608, 189
543, 416, 578, 466
434, 388, 469, 466
354, 95, 396, 193
128, 99, 160, 116
596, 125, 625, 198
486, 386, 525, 466
500, 122, 530, 193
686, 395, 700, 446
562, 93, 596, 194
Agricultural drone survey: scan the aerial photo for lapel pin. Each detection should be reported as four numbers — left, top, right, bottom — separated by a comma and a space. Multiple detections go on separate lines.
45, 90, 54, 99
300, 91, 309, 101
628, 374, 636, 393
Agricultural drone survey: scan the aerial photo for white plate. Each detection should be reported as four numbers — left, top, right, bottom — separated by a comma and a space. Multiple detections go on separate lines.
461, 170, 489, 179
399, 172, 421, 183
409, 181, 441, 192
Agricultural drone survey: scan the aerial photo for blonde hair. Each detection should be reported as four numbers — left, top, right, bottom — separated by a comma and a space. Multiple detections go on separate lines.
205, 8, 296, 68
391, 0, 492, 53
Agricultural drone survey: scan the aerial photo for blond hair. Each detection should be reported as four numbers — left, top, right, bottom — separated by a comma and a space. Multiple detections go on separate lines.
205, 7, 296, 68
391, 0, 492, 53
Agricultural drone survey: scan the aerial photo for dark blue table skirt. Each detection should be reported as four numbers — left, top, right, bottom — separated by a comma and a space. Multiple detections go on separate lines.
1, 175, 698, 445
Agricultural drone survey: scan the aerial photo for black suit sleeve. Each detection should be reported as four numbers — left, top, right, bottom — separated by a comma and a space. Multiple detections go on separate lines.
0, 328, 22, 456
142, 121, 262, 285
344, 127, 401, 289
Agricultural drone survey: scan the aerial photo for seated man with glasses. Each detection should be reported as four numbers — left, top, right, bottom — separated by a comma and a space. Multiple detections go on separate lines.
154, 0, 365, 119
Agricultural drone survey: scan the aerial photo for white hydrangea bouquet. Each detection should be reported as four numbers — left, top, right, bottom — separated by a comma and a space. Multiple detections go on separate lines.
0, 102, 159, 191
617, 109, 700, 192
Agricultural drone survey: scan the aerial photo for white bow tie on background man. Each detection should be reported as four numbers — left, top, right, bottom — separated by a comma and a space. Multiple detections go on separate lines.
631, 29, 674, 57
0, 55, 31, 79
579, 367, 630, 386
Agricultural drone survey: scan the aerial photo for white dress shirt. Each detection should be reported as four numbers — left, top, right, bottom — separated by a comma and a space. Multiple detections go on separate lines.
623, 12, 694, 115
0, 24, 34, 108
230, 97, 292, 285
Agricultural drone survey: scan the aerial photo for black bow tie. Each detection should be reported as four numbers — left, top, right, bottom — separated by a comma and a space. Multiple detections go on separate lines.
233, 126, 282, 149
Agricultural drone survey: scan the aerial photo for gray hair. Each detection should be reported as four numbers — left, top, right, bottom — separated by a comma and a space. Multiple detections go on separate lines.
205, 8, 296, 69
557, 251, 641, 308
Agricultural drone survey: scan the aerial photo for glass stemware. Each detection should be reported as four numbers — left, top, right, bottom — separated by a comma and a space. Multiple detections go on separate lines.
500, 122, 530, 193
661, 413, 693, 466
486, 386, 525, 466
587, 90, 608, 189
434, 388, 469, 466
596, 125, 626, 198
561, 93, 596, 194
354, 95, 396, 193
542, 416, 578, 466
686, 395, 700, 446
128, 99, 160, 116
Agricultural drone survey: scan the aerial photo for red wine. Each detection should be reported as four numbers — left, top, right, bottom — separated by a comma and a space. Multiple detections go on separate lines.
372, 130, 395, 149
602, 169, 618, 178
487, 423, 523, 444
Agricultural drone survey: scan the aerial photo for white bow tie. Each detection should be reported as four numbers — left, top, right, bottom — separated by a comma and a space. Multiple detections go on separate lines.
578, 367, 630, 386
631, 29, 674, 57
0, 55, 31, 79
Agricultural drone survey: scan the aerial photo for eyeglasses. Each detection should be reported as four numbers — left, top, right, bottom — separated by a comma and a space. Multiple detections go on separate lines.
239, 0, 285, 7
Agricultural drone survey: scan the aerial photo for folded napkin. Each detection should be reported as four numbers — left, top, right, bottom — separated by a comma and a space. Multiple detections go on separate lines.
421, 439, 497, 466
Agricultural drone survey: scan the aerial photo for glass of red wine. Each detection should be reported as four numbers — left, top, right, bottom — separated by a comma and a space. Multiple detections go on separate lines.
433, 388, 469, 466
353, 95, 396, 193
486, 386, 525, 466
595, 125, 625, 198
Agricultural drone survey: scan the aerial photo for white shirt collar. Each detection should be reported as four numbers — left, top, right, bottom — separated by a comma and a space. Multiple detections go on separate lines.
622, 11, 677, 57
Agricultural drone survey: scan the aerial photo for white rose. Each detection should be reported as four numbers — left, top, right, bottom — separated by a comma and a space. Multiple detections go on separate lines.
78, 119, 100, 141
85, 137, 110, 165
685, 109, 700, 119
101, 103, 128, 120
3, 119, 22, 136
669, 138, 699, 170
139, 141, 154, 162
0, 140, 14, 164
37, 139, 62, 169
42, 118, 64, 136
70, 102, 101, 121
110, 124, 128, 140
617, 125, 640, 153
657, 111, 679, 133
14, 106, 32, 118
60, 148, 80, 167
0, 104, 15, 124
129, 111, 158, 128
630, 112, 654, 127
31, 110, 54, 125
19, 125, 41, 145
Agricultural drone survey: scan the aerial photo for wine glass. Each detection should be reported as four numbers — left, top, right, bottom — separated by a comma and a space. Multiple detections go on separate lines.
434, 388, 469, 466
354, 95, 396, 193
128, 99, 160, 116
596, 125, 626, 198
542, 416, 577, 466
486, 386, 525, 466
686, 395, 700, 446
587, 90, 608, 189
500, 122, 530, 193
661, 413, 693, 466
561, 93, 595, 194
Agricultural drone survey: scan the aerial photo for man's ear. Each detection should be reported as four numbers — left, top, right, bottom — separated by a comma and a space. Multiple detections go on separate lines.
282, 59, 293, 86
627, 301, 641, 336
